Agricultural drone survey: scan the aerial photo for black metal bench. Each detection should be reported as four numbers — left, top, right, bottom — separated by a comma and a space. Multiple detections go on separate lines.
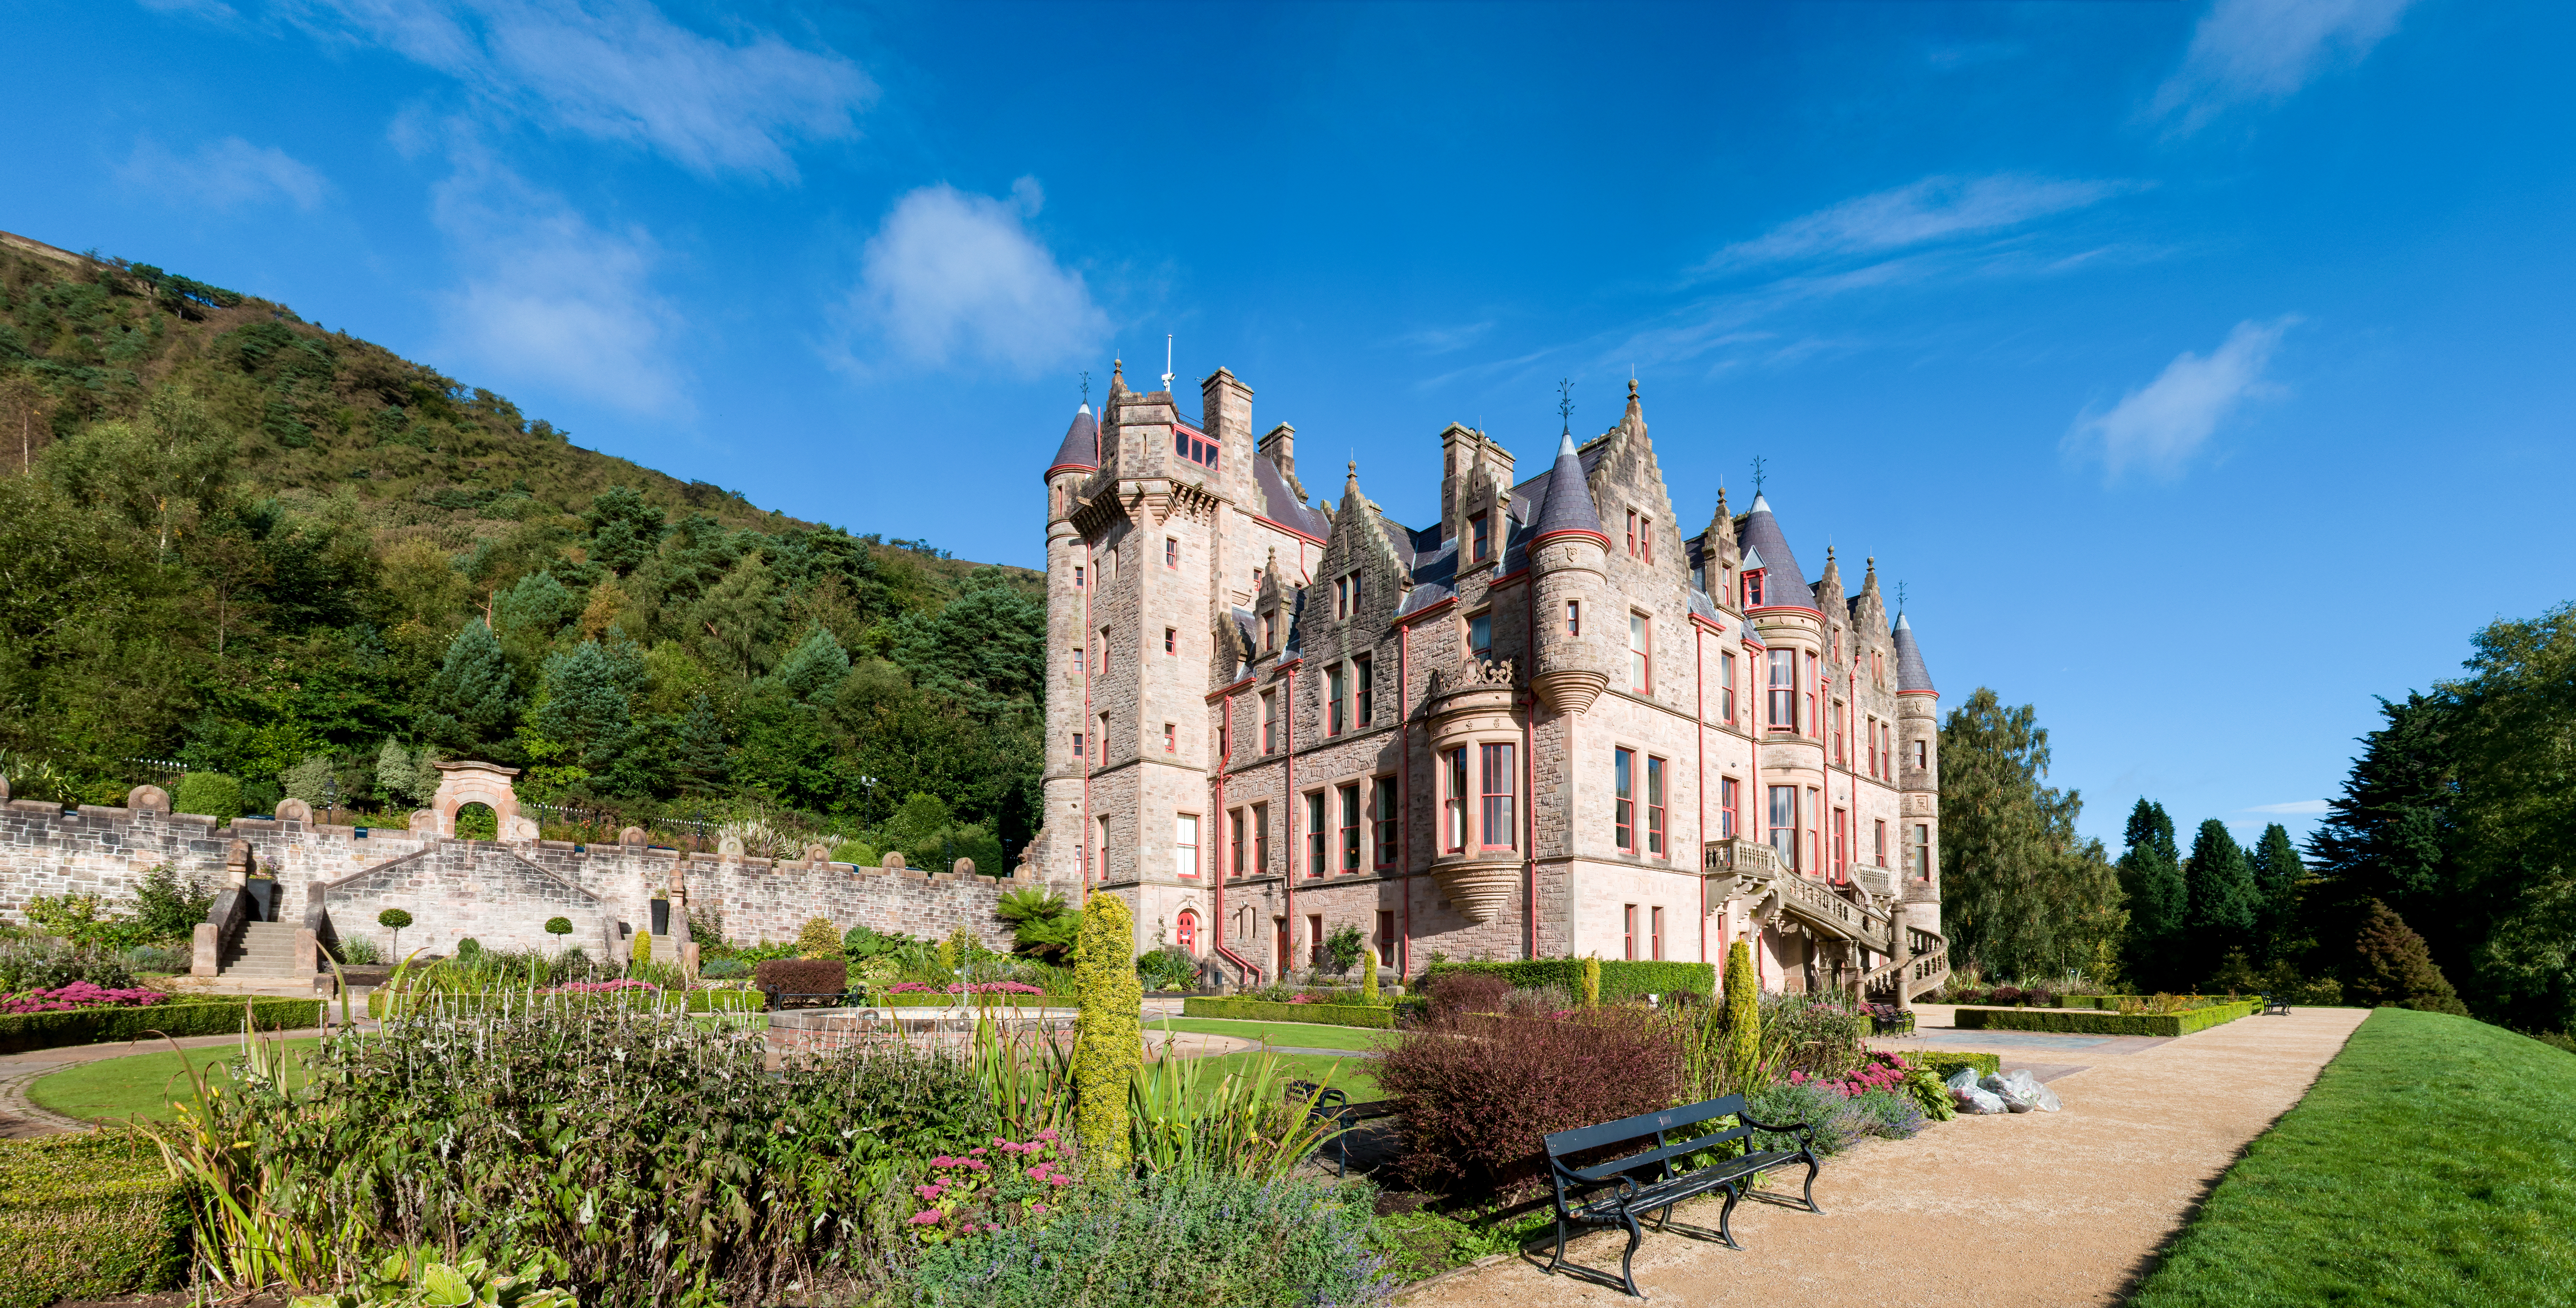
1286, 1079, 1402, 1177
1541, 1095, 1822, 1297
2261, 993, 2293, 1016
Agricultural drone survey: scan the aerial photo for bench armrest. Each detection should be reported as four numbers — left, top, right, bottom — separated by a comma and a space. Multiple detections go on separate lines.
1547, 1155, 1641, 1209
1737, 1113, 1819, 1149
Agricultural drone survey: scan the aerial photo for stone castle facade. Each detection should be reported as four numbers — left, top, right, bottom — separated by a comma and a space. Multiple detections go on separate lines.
1027, 364, 1949, 999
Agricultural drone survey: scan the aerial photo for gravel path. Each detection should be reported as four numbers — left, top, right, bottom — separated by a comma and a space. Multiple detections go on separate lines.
1403, 1005, 2371, 1306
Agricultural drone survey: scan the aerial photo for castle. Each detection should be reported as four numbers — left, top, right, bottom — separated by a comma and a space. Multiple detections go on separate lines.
1027, 364, 1949, 1000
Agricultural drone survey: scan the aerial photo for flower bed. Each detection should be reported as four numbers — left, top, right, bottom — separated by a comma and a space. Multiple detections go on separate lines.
365, 987, 760, 1019
1, 982, 170, 1014
0, 1129, 187, 1308
1421, 958, 1714, 1004
0, 997, 324, 1054
1952, 1000, 2261, 1038
1182, 997, 1406, 1029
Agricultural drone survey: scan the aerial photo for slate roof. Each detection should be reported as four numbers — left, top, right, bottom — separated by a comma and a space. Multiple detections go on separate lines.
1737, 494, 1818, 613
1046, 404, 1097, 473
1253, 456, 1331, 539
1528, 433, 1607, 542
1893, 612, 1935, 694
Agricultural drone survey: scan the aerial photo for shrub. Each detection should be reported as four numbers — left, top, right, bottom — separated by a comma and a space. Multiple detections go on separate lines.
1988, 985, 2025, 1007
1322, 924, 1366, 975
2348, 900, 2470, 1015
0, 1129, 187, 1308
901, 1170, 1397, 1308
1360, 946, 1381, 1005
1760, 991, 1867, 1081
172, 770, 243, 822
1423, 958, 1714, 1004
1581, 955, 1601, 1007
543, 916, 573, 938
1427, 971, 1508, 1016
130, 864, 213, 939
1, 998, 324, 1053
1178, 998, 1402, 1029
0, 982, 168, 1014
121, 943, 191, 973
2022, 987, 2057, 1008
1074, 892, 1141, 1170
1377, 1006, 1680, 1201
630, 929, 653, 966
795, 916, 841, 959
0, 939, 136, 992
753, 958, 849, 1002
1741, 1080, 1919, 1158
700, 957, 751, 979
1134, 945, 1197, 992
1722, 940, 1760, 1089
284, 1250, 577, 1308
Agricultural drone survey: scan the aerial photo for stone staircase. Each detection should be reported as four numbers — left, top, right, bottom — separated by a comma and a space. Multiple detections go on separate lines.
160, 920, 328, 998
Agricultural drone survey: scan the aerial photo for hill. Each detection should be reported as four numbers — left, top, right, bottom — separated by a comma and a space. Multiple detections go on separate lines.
0, 229, 1044, 867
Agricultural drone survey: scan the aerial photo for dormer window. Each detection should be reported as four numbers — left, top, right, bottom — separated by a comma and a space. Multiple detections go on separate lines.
1335, 573, 1360, 620
1744, 569, 1765, 608
1261, 610, 1277, 648
1469, 512, 1490, 562
1469, 610, 1492, 658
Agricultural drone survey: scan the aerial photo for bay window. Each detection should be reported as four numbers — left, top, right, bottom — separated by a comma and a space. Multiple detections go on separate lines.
1479, 743, 1516, 849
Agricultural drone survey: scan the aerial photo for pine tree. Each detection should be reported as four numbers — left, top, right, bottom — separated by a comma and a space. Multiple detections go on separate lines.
2184, 819, 2259, 988
536, 640, 638, 776
2249, 823, 2306, 968
774, 625, 851, 702
2117, 799, 2188, 990
420, 620, 516, 753
2305, 692, 2471, 982
677, 692, 729, 790
1937, 688, 2107, 978
583, 485, 667, 577
2348, 900, 2468, 1014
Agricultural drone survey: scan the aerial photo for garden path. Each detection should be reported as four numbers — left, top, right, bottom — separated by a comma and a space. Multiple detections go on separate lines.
1401, 1005, 2371, 1307
0, 1028, 338, 1138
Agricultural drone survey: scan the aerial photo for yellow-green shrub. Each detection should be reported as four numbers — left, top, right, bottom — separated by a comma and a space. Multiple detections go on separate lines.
1074, 892, 1141, 1170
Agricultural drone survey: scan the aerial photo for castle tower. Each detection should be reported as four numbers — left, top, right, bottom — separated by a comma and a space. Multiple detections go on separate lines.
1528, 432, 1611, 715
1892, 610, 1941, 909
1037, 400, 1099, 882
1736, 493, 1827, 880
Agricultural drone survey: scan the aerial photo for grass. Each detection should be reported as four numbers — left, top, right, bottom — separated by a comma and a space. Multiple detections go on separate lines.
1149, 1017, 1398, 1052
28, 1038, 321, 1125
2128, 1008, 2576, 1306
1188, 1050, 1379, 1098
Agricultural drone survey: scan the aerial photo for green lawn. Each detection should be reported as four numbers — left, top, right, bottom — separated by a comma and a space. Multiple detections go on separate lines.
2128, 1008, 2576, 1306
1187, 1050, 1379, 1098
29, 1039, 322, 1126
1147, 1017, 1398, 1052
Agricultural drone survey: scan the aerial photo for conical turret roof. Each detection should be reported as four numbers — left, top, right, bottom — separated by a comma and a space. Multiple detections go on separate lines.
1529, 433, 1608, 545
1045, 403, 1098, 477
1737, 494, 1817, 613
1893, 611, 1936, 694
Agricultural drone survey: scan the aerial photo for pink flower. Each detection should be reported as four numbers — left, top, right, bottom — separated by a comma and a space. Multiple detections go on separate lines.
915, 1183, 945, 1200
1036, 1128, 1059, 1141
969, 1147, 987, 1156
909, 1210, 944, 1225
1027, 1166, 1050, 1180
1048, 1174, 1073, 1187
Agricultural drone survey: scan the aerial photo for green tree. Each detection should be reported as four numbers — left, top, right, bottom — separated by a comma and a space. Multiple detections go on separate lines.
2183, 819, 2259, 987
43, 387, 233, 560
379, 907, 413, 955
2117, 799, 2188, 990
1937, 688, 2116, 980
495, 569, 577, 639
534, 640, 637, 776
889, 570, 1045, 713
2348, 900, 2468, 1014
675, 692, 729, 791
2448, 602, 2576, 1032
2249, 822, 2306, 969
173, 771, 243, 823
773, 626, 851, 703
690, 553, 783, 676
583, 485, 667, 577
420, 619, 516, 753
1073, 891, 1141, 1170
2304, 692, 2472, 983
1722, 939, 1761, 1090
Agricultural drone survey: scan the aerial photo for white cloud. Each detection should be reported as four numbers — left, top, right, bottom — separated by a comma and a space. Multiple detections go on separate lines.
118, 136, 329, 211
1394, 321, 1494, 355
2066, 316, 2296, 479
288, 0, 872, 179
2244, 799, 2331, 815
429, 146, 685, 413
2150, 0, 2416, 134
837, 178, 1107, 377
1701, 174, 2139, 274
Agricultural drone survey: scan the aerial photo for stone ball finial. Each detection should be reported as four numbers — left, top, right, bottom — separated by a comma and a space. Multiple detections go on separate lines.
717, 835, 745, 861
127, 784, 170, 813
503, 814, 540, 842
410, 809, 439, 834
803, 842, 831, 864
276, 798, 313, 825
881, 851, 906, 871
619, 826, 647, 846
952, 857, 975, 876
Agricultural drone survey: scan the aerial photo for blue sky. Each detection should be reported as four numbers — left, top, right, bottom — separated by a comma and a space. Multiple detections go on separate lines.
5, 1, 2570, 850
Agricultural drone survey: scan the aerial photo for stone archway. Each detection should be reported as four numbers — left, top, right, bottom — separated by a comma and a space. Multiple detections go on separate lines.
427, 761, 529, 841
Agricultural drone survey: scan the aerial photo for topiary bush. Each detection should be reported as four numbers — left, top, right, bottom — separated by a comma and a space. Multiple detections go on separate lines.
794, 917, 841, 959
1722, 939, 1760, 1090
1074, 892, 1141, 1171
753, 958, 848, 1005
1581, 955, 1602, 1008
1377, 1005, 1680, 1202
0, 1129, 187, 1308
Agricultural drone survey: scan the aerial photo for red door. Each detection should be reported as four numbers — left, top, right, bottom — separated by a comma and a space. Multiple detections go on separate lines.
1176, 910, 1198, 956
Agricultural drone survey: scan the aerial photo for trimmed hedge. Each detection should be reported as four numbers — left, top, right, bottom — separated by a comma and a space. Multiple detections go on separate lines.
1182, 998, 1404, 1029
0, 1129, 187, 1308
366, 988, 761, 1019
0, 997, 324, 1054
1906, 1049, 2003, 1080
755, 958, 849, 999
876, 991, 1075, 1008
1954, 1000, 2261, 1038
1422, 959, 1715, 1003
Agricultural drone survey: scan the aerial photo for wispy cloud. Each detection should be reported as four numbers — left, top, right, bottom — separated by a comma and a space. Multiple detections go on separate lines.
1394, 321, 1494, 356
1699, 174, 2139, 276
833, 178, 1107, 378
2244, 799, 2330, 815
2066, 316, 2297, 480
287, 0, 872, 179
117, 135, 329, 210
429, 142, 685, 413
2150, 0, 2416, 135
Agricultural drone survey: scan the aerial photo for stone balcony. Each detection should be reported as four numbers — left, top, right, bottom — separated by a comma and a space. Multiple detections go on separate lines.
1702, 837, 1893, 955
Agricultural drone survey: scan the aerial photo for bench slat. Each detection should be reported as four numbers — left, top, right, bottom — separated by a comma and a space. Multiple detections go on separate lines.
1562, 1127, 1756, 1183
1544, 1094, 1746, 1157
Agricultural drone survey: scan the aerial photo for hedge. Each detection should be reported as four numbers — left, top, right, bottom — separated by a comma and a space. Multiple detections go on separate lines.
0, 1129, 187, 1308
875, 991, 1076, 1009
1421, 959, 1715, 1003
367, 988, 761, 1019
1182, 998, 1405, 1029
0, 997, 324, 1054
1953, 1000, 2261, 1038
1904, 1049, 2003, 1081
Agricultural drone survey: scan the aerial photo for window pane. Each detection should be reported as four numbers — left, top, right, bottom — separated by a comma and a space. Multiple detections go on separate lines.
1614, 750, 1633, 851
1769, 785, 1798, 868
1480, 743, 1515, 848
1340, 784, 1361, 871
1647, 756, 1666, 855
1176, 815, 1198, 878
1374, 778, 1399, 866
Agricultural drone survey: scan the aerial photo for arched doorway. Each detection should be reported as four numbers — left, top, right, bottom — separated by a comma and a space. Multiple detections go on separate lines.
428, 760, 524, 839
455, 802, 499, 841
1175, 909, 1199, 957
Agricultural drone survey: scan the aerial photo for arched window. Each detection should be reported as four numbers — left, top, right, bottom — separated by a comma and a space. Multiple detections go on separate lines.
1176, 909, 1199, 956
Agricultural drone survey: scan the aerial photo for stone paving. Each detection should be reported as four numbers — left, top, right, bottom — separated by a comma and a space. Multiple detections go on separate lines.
1403, 1004, 2371, 1307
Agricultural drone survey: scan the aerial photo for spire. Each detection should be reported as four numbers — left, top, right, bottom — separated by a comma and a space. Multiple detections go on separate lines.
1530, 432, 1607, 545
1621, 377, 1645, 435
1893, 610, 1936, 694
1736, 493, 1817, 613
1044, 401, 1098, 478
1860, 556, 1882, 603
1817, 546, 1842, 598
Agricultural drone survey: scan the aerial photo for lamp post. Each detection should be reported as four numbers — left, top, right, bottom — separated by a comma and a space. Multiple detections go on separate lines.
322, 774, 338, 825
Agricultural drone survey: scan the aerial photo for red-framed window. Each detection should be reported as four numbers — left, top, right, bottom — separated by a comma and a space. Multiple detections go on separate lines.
1372, 776, 1399, 868
1355, 654, 1373, 725
1832, 807, 1847, 880
1073, 564, 1085, 589
1072, 646, 1084, 674
1479, 743, 1516, 850
1469, 611, 1492, 658
1651, 906, 1665, 961
1176, 814, 1200, 878
1163, 722, 1176, 753
1720, 777, 1740, 838
1768, 785, 1798, 870
1875, 818, 1889, 868
1165, 627, 1177, 655
1744, 569, 1764, 608
1165, 537, 1179, 568
1469, 511, 1490, 561
1626, 510, 1637, 558
1071, 732, 1085, 758
1097, 815, 1112, 881
1442, 748, 1468, 852
1173, 429, 1220, 467
1230, 809, 1246, 879
1261, 691, 1277, 753
1623, 904, 1638, 961
1614, 749, 1636, 852
1914, 823, 1931, 879
1628, 613, 1650, 693
1719, 651, 1736, 725
1833, 700, 1847, 766
1254, 803, 1269, 876
1566, 600, 1581, 637
1339, 782, 1362, 873
1327, 664, 1346, 736
1308, 913, 1325, 969
1647, 755, 1667, 857
1335, 573, 1360, 619
1913, 739, 1928, 769
1305, 791, 1327, 878
1641, 515, 1653, 564
1375, 909, 1396, 964
1767, 649, 1797, 732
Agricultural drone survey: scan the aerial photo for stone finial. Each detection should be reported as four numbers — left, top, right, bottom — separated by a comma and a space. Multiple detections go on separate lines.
127, 783, 169, 813
952, 857, 976, 876
410, 809, 439, 834
276, 798, 313, 825
718, 835, 745, 861
803, 842, 831, 864
619, 826, 647, 846
881, 851, 906, 871
503, 814, 540, 842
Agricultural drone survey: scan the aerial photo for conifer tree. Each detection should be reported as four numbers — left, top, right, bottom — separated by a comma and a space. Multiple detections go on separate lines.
2117, 799, 2188, 990
536, 639, 637, 774
1722, 939, 1762, 1090
677, 692, 729, 790
774, 626, 852, 703
420, 620, 515, 753
2305, 692, 2470, 980
2249, 822, 2306, 968
1073, 891, 1141, 1170
1937, 688, 2110, 979
2184, 819, 2258, 987
2348, 900, 2468, 1014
